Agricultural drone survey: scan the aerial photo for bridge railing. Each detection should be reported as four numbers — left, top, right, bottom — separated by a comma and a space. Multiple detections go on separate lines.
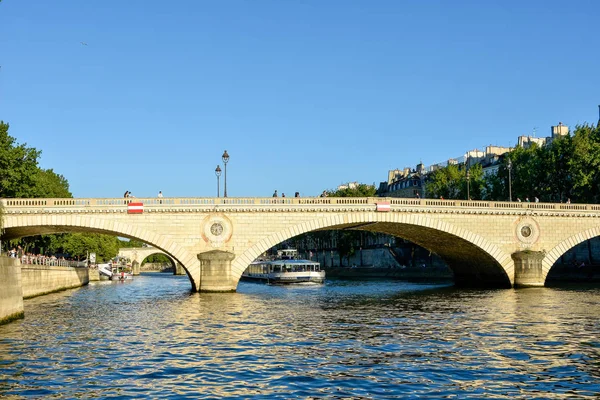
2, 197, 600, 211
16, 254, 88, 268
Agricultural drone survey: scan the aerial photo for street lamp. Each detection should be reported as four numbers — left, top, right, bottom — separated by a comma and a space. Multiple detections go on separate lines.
466, 169, 471, 200
466, 154, 471, 200
507, 158, 512, 202
215, 165, 222, 197
222, 150, 230, 197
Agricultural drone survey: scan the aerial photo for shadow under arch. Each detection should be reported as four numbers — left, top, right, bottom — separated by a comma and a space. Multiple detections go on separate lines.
2, 215, 200, 290
543, 226, 600, 283
232, 213, 514, 289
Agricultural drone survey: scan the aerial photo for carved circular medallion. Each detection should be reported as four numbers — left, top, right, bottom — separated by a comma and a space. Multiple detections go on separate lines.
210, 222, 224, 236
201, 214, 232, 247
515, 216, 540, 246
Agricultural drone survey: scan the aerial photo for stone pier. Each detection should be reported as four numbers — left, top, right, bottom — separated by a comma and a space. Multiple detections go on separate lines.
174, 262, 185, 275
197, 250, 236, 292
132, 261, 141, 275
512, 251, 546, 288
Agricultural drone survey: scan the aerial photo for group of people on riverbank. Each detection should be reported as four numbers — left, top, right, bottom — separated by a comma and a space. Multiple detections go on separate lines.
6, 251, 86, 267
7, 246, 23, 259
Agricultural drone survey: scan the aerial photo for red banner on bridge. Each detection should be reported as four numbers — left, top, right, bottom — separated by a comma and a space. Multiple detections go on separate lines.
127, 202, 144, 214
376, 202, 390, 212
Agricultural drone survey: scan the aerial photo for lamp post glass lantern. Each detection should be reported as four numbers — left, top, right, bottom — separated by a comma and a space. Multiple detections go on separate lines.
215, 165, 222, 197
222, 150, 230, 197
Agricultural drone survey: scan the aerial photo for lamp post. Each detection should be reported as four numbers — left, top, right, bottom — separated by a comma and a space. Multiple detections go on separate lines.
466, 154, 470, 200
222, 150, 230, 197
507, 158, 512, 202
466, 169, 471, 200
215, 165, 222, 197
417, 161, 426, 199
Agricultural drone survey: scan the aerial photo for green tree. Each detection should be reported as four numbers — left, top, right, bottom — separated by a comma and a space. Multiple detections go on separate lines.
33, 169, 72, 198
425, 164, 463, 199
538, 135, 573, 202
326, 183, 377, 197
42, 233, 122, 262
117, 238, 146, 248
465, 163, 486, 200
569, 124, 600, 203
1, 121, 72, 253
0, 121, 42, 198
145, 253, 172, 265
487, 145, 543, 201
0, 121, 72, 198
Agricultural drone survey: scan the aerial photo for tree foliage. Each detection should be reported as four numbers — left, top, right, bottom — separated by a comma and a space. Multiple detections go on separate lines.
569, 124, 600, 203
425, 163, 485, 200
428, 122, 600, 204
0, 121, 95, 256
17, 233, 123, 262
0, 121, 72, 198
326, 183, 377, 197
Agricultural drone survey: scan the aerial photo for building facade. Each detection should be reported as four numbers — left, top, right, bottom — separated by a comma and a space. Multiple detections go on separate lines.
379, 122, 568, 198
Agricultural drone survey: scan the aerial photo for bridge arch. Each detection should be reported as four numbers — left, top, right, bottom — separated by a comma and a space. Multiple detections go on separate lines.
118, 247, 177, 272
543, 226, 600, 282
2, 214, 200, 290
232, 211, 514, 288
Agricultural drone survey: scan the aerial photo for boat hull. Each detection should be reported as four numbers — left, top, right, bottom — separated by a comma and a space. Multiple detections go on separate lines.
243, 250, 325, 285
109, 272, 133, 281
242, 271, 325, 284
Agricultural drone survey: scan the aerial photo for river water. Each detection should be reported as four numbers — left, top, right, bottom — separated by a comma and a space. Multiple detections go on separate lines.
1, 273, 599, 399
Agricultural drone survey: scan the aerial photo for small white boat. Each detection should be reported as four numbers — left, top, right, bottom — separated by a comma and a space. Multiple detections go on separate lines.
110, 268, 133, 281
98, 262, 133, 281
242, 249, 325, 284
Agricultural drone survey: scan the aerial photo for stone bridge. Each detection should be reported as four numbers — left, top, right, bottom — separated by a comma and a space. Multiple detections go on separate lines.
2, 197, 600, 292
117, 246, 184, 275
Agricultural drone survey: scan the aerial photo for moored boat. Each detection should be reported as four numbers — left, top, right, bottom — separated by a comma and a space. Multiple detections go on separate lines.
242, 249, 325, 284
98, 261, 133, 281
110, 268, 133, 281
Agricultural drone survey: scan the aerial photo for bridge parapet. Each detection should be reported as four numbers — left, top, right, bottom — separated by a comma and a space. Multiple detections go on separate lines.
3, 197, 600, 213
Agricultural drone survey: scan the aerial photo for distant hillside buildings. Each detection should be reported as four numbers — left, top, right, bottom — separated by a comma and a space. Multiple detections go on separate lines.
379, 122, 570, 198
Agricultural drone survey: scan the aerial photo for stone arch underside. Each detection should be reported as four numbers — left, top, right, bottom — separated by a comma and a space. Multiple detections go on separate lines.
543, 226, 600, 283
2, 216, 200, 290
232, 213, 514, 289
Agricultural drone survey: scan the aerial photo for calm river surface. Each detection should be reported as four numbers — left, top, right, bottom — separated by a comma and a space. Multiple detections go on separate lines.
1, 273, 600, 399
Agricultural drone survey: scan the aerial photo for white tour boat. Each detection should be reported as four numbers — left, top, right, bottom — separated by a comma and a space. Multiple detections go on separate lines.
98, 262, 133, 281
242, 249, 325, 284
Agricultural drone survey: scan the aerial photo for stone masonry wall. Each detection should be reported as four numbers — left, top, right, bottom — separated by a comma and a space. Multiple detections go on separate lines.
0, 256, 24, 325
21, 265, 90, 299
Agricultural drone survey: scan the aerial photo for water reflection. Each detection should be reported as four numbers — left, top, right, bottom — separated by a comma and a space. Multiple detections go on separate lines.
0, 274, 599, 398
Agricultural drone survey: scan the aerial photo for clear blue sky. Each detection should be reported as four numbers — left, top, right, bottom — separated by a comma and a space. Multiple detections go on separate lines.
1, 0, 599, 198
